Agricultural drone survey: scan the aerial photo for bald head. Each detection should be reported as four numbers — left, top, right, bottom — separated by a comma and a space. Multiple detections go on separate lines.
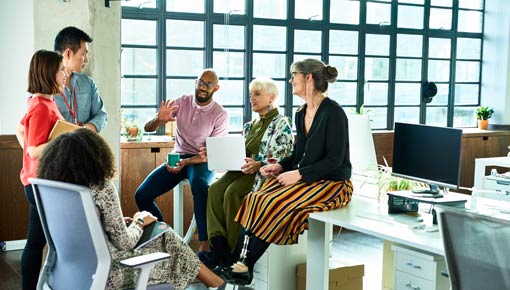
200, 69, 218, 83
195, 68, 219, 105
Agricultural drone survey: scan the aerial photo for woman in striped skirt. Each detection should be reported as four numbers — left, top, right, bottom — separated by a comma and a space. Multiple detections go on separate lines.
216, 58, 353, 285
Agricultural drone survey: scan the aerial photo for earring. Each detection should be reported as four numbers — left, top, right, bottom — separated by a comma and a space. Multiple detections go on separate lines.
268, 101, 274, 112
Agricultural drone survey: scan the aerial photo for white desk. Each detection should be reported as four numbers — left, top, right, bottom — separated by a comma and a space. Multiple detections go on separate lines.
306, 195, 448, 290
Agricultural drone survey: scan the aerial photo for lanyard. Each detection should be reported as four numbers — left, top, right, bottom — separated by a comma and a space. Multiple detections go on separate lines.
61, 86, 79, 125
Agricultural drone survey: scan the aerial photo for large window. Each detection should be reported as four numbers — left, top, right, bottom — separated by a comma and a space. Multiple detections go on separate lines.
121, 0, 485, 131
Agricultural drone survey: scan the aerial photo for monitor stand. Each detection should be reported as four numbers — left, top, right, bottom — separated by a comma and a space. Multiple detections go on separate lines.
412, 184, 440, 195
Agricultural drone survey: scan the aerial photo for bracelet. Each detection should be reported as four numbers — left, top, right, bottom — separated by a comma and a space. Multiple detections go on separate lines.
134, 217, 144, 228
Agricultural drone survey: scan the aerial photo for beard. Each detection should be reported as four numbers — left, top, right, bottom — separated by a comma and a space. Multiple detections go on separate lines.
195, 89, 214, 104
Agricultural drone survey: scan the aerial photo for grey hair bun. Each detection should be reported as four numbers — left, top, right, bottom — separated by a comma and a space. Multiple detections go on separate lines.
324, 65, 338, 83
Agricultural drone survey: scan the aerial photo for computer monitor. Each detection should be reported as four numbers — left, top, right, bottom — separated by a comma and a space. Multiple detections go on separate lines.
392, 122, 463, 194
348, 114, 378, 174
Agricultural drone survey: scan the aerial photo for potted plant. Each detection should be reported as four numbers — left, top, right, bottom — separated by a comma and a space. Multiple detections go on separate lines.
350, 104, 375, 120
120, 109, 142, 141
122, 118, 142, 141
125, 122, 142, 141
476, 106, 494, 130
377, 157, 425, 203
126, 123, 139, 139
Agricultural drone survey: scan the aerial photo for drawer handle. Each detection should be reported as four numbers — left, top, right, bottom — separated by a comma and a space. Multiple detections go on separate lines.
405, 261, 422, 269
405, 282, 421, 290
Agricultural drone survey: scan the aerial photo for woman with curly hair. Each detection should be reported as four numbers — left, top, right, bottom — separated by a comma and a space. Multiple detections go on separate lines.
38, 129, 223, 290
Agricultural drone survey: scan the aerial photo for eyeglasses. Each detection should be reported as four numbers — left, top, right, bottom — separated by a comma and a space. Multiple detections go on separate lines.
290, 71, 305, 80
196, 79, 217, 89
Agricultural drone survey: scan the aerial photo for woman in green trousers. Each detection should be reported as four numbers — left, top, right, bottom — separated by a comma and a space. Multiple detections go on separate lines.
200, 77, 293, 268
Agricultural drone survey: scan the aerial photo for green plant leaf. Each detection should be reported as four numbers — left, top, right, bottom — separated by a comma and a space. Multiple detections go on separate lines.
476, 106, 494, 120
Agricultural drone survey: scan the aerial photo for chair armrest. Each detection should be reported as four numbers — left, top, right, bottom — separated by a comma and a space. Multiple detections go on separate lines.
120, 252, 171, 290
120, 252, 170, 268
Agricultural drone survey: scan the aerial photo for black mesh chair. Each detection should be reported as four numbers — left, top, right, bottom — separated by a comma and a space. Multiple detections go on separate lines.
437, 206, 510, 290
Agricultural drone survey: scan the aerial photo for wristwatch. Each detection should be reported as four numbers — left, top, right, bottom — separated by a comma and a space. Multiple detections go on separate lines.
134, 217, 144, 228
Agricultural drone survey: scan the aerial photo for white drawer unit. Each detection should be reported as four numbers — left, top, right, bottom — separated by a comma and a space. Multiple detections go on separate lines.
392, 245, 449, 290
248, 231, 307, 290
394, 270, 434, 290
472, 157, 510, 212
474, 157, 510, 192
250, 277, 268, 290
484, 176, 510, 193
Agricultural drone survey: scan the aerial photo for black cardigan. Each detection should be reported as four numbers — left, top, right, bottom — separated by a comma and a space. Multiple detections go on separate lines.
279, 98, 351, 184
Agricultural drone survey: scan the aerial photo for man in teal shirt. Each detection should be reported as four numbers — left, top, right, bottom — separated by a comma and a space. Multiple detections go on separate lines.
54, 26, 108, 132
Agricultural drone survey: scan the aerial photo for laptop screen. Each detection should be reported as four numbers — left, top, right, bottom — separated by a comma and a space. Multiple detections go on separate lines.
206, 135, 246, 171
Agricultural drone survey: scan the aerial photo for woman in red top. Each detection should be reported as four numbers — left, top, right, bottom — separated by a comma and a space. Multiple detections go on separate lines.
15, 50, 66, 290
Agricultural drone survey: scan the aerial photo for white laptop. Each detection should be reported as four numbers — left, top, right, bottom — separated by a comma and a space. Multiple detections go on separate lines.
206, 135, 246, 171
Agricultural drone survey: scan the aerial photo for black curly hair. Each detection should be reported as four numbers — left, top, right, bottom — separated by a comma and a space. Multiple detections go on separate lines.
54, 26, 93, 53
38, 128, 115, 188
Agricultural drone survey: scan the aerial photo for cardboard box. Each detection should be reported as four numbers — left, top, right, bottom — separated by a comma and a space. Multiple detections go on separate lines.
296, 259, 364, 290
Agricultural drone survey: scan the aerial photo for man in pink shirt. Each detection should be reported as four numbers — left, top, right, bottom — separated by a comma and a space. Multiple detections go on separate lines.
135, 69, 229, 254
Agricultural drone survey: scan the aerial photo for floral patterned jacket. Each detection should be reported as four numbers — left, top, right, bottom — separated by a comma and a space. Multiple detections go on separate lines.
243, 113, 293, 191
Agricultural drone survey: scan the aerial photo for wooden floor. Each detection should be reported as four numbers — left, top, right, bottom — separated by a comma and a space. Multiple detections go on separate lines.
0, 228, 383, 290
0, 248, 22, 290
331, 227, 384, 290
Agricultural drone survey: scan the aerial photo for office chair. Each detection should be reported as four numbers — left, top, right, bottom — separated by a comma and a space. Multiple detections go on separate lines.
437, 206, 510, 290
29, 178, 174, 290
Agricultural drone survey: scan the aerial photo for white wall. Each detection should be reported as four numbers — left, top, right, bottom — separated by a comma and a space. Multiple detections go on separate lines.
0, 0, 121, 185
481, 0, 510, 124
0, 1, 34, 135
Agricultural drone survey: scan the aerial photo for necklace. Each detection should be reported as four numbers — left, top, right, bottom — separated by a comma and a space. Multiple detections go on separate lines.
304, 95, 325, 134
306, 96, 324, 115
304, 106, 318, 133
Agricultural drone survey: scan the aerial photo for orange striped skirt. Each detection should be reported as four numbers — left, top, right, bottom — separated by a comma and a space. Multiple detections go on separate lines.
234, 177, 353, 245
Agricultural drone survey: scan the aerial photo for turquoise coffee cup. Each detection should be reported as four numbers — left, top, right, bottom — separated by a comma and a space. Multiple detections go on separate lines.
167, 152, 180, 167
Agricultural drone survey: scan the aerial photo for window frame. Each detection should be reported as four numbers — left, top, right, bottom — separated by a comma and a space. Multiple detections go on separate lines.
121, 0, 485, 132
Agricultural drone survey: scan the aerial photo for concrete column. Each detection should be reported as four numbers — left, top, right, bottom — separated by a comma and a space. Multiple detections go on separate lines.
32, 0, 121, 186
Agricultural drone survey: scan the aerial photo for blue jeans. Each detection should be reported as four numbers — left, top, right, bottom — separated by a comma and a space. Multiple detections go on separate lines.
135, 155, 214, 241
22, 185, 46, 290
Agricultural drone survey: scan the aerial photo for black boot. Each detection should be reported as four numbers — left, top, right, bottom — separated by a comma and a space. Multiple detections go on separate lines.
214, 230, 249, 280
197, 251, 216, 269
231, 228, 248, 262
210, 235, 232, 266
220, 230, 270, 285
217, 268, 253, 286
245, 235, 270, 273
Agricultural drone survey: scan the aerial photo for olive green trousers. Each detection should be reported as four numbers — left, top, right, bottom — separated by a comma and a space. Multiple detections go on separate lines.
206, 171, 255, 250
